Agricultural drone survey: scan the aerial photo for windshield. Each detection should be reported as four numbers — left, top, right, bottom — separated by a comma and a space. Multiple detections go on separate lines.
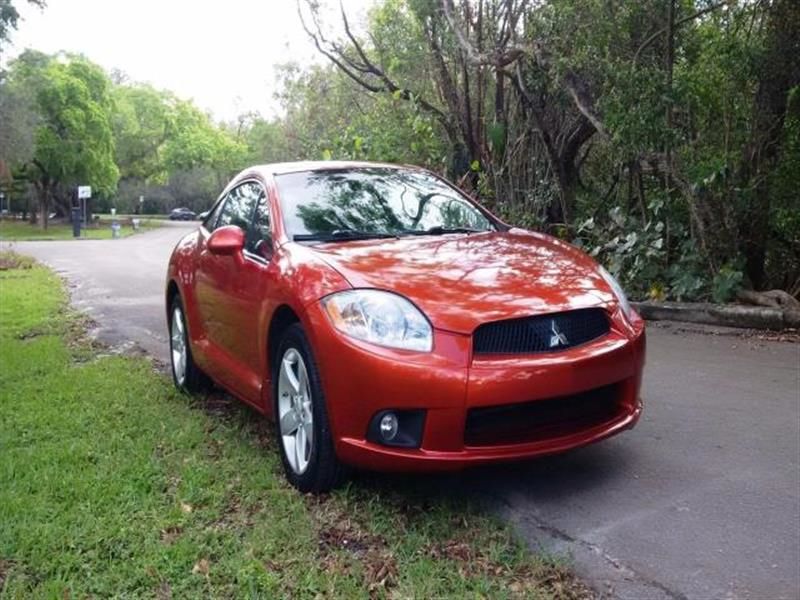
274, 168, 494, 241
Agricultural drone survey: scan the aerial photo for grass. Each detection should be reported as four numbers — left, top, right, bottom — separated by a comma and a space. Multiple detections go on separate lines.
0, 219, 161, 241
0, 251, 590, 599
96, 213, 172, 220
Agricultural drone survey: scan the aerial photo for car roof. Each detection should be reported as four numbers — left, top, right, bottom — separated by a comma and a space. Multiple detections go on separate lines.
239, 160, 416, 179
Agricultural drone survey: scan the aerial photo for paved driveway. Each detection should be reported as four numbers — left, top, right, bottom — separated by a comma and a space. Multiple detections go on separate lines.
6, 224, 799, 600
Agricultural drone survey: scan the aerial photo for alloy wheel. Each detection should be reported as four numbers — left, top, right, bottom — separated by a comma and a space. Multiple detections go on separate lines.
170, 306, 187, 386
277, 348, 314, 474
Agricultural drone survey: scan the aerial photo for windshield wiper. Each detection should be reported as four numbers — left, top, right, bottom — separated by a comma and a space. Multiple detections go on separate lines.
293, 229, 399, 242
402, 226, 484, 236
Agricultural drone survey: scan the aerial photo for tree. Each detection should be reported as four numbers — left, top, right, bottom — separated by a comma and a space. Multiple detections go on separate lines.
111, 83, 175, 183
6, 52, 119, 228
294, 0, 798, 299
735, 0, 800, 288
161, 100, 247, 188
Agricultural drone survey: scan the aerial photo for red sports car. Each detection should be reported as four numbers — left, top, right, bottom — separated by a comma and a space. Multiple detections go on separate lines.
166, 161, 645, 492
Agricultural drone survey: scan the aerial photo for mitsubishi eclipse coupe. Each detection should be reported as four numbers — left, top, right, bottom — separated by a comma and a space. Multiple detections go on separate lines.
165, 161, 645, 492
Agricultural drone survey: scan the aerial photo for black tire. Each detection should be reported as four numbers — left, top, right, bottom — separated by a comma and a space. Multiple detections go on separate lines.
168, 296, 210, 394
273, 323, 347, 493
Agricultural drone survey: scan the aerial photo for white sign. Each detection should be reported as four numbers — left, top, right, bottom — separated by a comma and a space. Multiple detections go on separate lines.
78, 186, 92, 199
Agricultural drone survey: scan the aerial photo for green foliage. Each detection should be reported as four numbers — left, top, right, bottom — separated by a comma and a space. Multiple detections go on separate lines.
111, 83, 175, 182
712, 264, 744, 303
3, 0, 798, 298
275, 60, 446, 169
31, 56, 119, 195
574, 200, 667, 300
2, 51, 119, 224
162, 101, 246, 175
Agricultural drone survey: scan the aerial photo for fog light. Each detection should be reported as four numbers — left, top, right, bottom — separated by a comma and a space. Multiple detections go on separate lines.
379, 413, 399, 441
367, 409, 426, 448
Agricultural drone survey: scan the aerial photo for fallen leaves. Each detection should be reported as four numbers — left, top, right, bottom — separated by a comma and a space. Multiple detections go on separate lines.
312, 497, 399, 593
0, 251, 35, 271
160, 526, 182, 545
0, 559, 14, 588
191, 558, 210, 577
155, 581, 172, 600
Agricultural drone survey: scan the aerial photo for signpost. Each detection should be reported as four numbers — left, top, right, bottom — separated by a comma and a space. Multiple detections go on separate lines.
78, 186, 92, 226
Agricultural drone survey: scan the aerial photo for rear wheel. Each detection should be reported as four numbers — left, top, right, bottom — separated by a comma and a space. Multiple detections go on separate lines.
169, 296, 209, 393
273, 323, 346, 493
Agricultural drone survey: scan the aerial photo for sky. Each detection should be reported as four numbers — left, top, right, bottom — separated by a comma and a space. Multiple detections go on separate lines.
6, 0, 373, 122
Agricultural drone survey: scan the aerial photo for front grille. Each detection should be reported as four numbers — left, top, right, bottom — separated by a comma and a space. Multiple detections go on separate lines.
473, 308, 609, 355
464, 383, 620, 446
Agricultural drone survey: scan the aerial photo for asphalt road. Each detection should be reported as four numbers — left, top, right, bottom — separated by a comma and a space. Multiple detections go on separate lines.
5, 224, 799, 600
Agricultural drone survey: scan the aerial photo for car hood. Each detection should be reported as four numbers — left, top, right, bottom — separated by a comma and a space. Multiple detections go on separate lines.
306, 229, 617, 334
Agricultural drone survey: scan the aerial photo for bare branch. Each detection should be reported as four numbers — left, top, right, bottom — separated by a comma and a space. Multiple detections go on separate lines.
634, 1, 729, 64
296, 0, 448, 122
442, 0, 606, 138
441, 0, 526, 67
296, 1, 383, 92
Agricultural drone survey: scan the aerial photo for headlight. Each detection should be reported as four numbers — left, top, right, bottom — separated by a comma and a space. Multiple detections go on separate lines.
598, 266, 637, 322
322, 290, 433, 352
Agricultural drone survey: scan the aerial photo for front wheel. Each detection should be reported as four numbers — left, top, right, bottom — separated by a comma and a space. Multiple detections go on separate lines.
273, 323, 346, 493
169, 296, 209, 393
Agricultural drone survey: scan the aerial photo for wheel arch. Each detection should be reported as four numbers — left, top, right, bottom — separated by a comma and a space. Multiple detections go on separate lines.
267, 304, 301, 373
166, 279, 180, 319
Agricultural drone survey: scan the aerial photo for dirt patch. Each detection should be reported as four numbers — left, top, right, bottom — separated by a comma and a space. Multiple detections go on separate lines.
424, 534, 592, 598
309, 495, 398, 594
160, 526, 183, 545
0, 559, 12, 588
0, 251, 35, 270
650, 320, 799, 343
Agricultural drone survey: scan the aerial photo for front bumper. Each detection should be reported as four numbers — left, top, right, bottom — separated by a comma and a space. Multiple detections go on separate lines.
305, 303, 646, 472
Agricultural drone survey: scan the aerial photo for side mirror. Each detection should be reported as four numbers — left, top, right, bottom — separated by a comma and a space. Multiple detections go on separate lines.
207, 225, 245, 256
197, 211, 209, 221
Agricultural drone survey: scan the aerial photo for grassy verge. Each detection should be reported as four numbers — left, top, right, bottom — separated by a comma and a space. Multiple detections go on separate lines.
0, 252, 589, 599
96, 213, 171, 219
0, 219, 160, 241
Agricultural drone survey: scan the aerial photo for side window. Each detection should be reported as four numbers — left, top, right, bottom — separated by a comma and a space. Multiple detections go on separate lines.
246, 187, 271, 257
204, 194, 228, 232
215, 184, 259, 231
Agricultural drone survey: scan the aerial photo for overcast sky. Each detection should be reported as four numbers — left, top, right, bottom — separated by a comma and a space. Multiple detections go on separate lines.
6, 0, 373, 122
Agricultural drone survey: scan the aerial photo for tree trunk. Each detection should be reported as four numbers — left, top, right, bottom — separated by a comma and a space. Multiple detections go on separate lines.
738, 0, 800, 288
38, 185, 50, 231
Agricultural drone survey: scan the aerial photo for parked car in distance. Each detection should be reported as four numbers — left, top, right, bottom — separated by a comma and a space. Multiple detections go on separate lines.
165, 161, 646, 493
169, 207, 197, 221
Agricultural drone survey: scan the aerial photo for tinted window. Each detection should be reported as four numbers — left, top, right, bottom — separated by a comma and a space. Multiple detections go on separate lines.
214, 183, 261, 232
204, 195, 227, 231
274, 168, 493, 239
245, 191, 271, 256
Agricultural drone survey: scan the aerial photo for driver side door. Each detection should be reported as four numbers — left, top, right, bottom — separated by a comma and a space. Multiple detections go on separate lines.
195, 181, 263, 403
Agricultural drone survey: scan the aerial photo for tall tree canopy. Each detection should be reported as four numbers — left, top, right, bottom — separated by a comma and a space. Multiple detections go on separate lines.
4, 51, 119, 228
1, 0, 797, 301
296, 0, 799, 299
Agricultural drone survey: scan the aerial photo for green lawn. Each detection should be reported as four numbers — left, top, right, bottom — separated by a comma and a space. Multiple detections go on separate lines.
0, 219, 160, 241
0, 253, 588, 599
96, 213, 172, 220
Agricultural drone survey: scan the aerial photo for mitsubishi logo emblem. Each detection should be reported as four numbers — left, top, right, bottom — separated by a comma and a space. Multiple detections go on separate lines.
549, 320, 569, 348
